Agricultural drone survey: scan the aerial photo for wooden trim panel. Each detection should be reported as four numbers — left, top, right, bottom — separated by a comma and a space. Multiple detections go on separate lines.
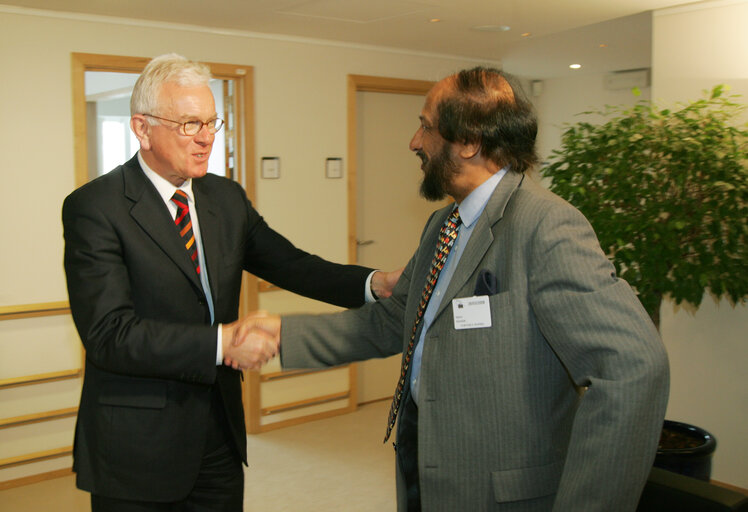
260, 367, 341, 382
0, 468, 73, 491
0, 447, 72, 470
0, 407, 78, 430
257, 407, 352, 433
244, 369, 262, 434
0, 302, 70, 321
261, 391, 349, 416
348, 74, 434, 96
0, 369, 81, 390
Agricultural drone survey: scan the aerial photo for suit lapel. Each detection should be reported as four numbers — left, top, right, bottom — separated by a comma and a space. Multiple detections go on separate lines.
123, 156, 204, 292
192, 180, 220, 304
432, 171, 524, 320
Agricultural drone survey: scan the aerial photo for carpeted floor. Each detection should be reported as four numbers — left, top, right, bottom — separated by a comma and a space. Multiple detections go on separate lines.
0, 400, 396, 511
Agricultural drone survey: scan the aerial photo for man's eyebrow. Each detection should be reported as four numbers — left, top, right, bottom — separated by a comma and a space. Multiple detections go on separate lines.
178, 113, 219, 121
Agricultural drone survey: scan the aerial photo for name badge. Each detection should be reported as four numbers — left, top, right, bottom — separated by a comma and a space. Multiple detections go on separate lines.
452, 296, 492, 330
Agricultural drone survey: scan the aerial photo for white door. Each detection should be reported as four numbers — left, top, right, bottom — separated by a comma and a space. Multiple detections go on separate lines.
355, 90, 448, 403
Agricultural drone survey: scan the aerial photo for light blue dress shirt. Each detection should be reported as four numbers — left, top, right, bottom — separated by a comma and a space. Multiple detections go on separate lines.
409, 168, 507, 405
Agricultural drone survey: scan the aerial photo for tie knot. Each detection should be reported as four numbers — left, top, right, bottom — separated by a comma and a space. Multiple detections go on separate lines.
171, 189, 189, 210
448, 207, 461, 227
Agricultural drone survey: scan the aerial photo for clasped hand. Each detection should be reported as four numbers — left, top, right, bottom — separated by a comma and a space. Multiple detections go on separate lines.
222, 311, 282, 370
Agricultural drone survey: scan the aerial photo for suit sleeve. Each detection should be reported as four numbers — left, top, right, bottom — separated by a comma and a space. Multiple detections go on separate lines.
279, 209, 439, 368
62, 188, 217, 384
527, 202, 669, 511
280, 255, 411, 368
237, 185, 372, 309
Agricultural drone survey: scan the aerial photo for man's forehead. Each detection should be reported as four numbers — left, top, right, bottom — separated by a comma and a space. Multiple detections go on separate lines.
421, 77, 453, 119
158, 83, 215, 114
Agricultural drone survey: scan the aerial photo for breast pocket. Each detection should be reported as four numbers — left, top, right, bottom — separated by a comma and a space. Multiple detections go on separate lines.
443, 290, 527, 376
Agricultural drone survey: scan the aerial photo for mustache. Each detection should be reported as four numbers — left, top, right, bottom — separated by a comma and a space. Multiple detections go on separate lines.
416, 150, 427, 163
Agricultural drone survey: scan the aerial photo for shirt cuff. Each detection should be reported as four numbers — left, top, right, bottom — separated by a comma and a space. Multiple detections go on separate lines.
365, 270, 378, 303
216, 324, 223, 365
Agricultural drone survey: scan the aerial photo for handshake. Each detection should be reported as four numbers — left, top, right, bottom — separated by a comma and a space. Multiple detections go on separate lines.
217, 268, 403, 371
221, 311, 281, 371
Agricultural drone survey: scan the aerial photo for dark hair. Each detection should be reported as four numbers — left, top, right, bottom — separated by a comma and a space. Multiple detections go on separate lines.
436, 67, 538, 173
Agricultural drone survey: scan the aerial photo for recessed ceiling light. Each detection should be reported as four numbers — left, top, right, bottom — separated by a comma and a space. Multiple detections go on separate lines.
430, 18, 441, 23
599, 43, 608, 48
473, 25, 511, 32
569, 64, 582, 69
521, 32, 532, 37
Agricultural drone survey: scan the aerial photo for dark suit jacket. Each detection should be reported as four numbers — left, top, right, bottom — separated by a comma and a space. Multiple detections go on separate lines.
62, 154, 371, 501
281, 171, 670, 511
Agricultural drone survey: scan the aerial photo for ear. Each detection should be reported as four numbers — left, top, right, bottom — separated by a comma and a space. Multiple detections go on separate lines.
130, 115, 152, 151
456, 140, 481, 160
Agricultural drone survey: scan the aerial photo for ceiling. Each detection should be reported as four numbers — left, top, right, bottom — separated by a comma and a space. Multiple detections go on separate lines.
3, 0, 707, 78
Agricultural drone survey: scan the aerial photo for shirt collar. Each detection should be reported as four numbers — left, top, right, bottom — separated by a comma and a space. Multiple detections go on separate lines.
455, 167, 507, 228
137, 151, 195, 205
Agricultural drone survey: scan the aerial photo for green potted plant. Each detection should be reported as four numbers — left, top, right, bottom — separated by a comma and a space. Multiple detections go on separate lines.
543, 85, 747, 480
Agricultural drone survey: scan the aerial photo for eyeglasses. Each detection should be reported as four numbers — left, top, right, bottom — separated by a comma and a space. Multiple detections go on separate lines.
143, 114, 224, 136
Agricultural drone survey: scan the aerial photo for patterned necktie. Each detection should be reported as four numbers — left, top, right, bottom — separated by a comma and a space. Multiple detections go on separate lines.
384, 207, 461, 442
171, 189, 201, 275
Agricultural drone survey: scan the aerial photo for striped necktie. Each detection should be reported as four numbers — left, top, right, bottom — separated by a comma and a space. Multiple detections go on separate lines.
171, 189, 201, 275
384, 207, 461, 442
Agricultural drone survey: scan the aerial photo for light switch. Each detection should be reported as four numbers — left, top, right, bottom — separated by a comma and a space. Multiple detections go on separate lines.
326, 158, 343, 179
261, 157, 280, 179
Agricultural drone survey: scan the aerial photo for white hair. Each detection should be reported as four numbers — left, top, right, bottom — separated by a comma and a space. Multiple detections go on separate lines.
130, 53, 212, 118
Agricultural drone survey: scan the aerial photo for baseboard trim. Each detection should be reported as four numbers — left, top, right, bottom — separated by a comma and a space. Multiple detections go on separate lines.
712, 479, 748, 496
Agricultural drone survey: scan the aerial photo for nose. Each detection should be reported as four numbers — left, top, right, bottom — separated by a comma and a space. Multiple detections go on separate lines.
409, 126, 423, 152
194, 123, 214, 145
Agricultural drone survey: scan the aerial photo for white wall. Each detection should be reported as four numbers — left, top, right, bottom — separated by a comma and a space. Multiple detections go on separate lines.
0, 7, 486, 305
0, 6, 487, 483
652, 0, 748, 488
529, 73, 651, 166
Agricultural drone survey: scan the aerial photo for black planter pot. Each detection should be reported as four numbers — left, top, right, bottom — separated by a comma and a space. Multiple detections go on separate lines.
654, 420, 717, 481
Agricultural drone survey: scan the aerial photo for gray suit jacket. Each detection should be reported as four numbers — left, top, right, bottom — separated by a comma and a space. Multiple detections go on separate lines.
281, 171, 669, 511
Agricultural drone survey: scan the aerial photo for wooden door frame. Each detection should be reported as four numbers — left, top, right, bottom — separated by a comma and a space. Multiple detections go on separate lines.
70, 53, 260, 430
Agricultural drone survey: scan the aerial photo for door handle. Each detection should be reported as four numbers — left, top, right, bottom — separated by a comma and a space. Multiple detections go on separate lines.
356, 239, 375, 247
